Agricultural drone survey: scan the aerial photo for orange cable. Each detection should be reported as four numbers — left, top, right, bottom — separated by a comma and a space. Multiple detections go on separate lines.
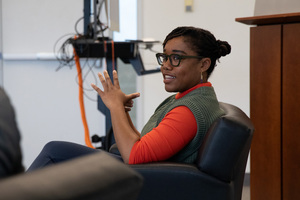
103, 40, 115, 71
73, 43, 95, 149
104, 40, 108, 69
111, 40, 115, 71
72, 39, 114, 149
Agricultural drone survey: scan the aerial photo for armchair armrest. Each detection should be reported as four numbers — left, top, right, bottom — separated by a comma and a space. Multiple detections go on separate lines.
130, 162, 231, 200
0, 152, 143, 200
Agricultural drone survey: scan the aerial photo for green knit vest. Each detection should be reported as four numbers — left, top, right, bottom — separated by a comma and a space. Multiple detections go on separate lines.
141, 86, 225, 164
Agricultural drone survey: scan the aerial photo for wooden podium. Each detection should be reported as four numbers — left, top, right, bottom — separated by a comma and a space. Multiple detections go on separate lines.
236, 13, 300, 200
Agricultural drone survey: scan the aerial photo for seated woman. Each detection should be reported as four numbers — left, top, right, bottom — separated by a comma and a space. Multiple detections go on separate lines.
28, 26, 231, 170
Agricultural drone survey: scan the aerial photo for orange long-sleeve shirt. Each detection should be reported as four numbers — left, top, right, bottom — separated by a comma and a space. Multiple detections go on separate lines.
128, 82, 212, 164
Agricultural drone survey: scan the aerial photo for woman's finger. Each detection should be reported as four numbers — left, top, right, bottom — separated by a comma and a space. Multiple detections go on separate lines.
91, 83, 103, 96
125, 106, 132, 112
103, 70, 113, 88
126, 92, 140, 100
112, 70, 120, 89
97, 72, 107, 90
125, 100, 134, 107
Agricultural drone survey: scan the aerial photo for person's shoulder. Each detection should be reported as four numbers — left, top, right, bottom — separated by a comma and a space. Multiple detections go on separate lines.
155, 94, 176, 109
0, 87, 24, 178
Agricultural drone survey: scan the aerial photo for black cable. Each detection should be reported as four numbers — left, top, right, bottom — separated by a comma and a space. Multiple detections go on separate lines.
74, 17, 84, 35
53, 0, 112, 102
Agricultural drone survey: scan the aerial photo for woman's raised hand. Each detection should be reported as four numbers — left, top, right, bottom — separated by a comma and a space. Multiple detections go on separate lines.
91, 70, 140, 111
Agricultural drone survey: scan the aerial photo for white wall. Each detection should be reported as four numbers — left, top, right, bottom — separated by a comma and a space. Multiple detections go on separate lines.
254, 0, 300, 16
0, 0, 3, 86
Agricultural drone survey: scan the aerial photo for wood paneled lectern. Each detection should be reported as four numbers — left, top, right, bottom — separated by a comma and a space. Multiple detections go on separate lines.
236, 12, 300, 200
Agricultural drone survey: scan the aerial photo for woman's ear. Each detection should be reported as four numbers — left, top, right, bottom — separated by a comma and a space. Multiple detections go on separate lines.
201, 58, 211, 72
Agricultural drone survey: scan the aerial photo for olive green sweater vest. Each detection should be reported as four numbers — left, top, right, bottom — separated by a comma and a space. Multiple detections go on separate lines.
141, 86, 225, 163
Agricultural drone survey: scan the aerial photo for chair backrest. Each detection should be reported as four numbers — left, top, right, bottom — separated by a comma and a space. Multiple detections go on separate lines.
196, 102, 254, 199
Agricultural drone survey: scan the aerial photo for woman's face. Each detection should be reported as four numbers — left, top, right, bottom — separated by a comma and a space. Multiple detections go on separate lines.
161, 36, 204, 93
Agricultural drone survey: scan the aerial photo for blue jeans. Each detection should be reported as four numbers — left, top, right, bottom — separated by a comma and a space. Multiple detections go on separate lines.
27, 141, 122, 171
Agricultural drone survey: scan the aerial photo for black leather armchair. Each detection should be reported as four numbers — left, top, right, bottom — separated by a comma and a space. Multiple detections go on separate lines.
110, 102, 254, 200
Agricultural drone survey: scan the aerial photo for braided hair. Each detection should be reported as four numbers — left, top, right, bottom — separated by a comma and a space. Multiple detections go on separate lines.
163, 26, 231, 78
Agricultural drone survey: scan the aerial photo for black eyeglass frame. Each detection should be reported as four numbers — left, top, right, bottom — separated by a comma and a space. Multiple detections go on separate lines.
156, 53, 203, 67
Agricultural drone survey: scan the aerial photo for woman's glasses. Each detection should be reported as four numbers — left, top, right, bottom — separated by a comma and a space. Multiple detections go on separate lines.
156, 53, 203, 67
